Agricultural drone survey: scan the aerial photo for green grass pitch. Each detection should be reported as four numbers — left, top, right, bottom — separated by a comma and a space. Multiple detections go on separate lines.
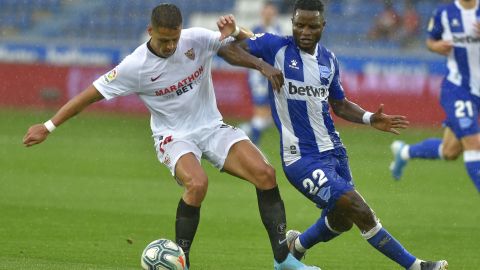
1, 108, 478, 270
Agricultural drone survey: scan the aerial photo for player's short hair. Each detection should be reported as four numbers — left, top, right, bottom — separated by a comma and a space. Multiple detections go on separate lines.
293, 0, 324, 15
151, 3, 182, 29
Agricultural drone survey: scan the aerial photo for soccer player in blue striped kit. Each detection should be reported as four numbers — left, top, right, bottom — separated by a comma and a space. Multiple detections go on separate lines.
218, 0, 448, 269
390, 0, 480, 193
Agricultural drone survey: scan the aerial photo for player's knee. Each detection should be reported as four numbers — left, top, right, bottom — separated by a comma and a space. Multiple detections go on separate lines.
184, 175, 209, 203
333, 220, 353, 232
338, 192, 376, 229
253, 163, 277, 190
443, 147, 461, 160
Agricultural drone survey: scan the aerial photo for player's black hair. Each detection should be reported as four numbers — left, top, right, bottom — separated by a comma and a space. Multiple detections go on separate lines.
293, 0, 324, 15
151, 3, 182, 29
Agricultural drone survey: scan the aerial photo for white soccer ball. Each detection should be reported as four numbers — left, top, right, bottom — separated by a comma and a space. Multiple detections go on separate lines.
141, 239, 187, 270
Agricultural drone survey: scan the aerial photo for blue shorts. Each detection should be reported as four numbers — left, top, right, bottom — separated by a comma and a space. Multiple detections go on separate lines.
282, 148, 355, 213
440, 80, 480, 139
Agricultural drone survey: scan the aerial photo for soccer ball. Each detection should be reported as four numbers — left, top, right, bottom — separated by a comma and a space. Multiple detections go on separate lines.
141, 239, 187, 270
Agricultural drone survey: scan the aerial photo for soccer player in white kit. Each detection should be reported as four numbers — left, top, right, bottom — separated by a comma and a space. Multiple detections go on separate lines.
22, 4, 321, 270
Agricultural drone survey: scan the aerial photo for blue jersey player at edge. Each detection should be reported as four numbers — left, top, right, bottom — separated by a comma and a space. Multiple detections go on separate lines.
390, 0, 480, 193
217, 0, 448, 269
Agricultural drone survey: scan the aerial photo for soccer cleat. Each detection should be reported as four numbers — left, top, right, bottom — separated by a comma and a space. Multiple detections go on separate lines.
286, 230, 306, 260
274, 253, 321, 270
389, 140, 408, 180
420, 260, 448, 270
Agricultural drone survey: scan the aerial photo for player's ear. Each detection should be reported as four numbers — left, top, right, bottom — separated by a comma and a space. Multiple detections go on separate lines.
147, 25, 153, 36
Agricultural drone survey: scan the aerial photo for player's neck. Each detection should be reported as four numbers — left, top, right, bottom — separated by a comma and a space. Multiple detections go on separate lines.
459, 0, 477, 10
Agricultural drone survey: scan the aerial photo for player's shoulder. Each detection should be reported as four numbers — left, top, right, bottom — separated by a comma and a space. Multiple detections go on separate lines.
252, 25, 264, 34
432, 2, 455, 16
181, 27, 216, 38
250, 32, 289, 45
318, 44, 337, 60
119, 43, 148, 69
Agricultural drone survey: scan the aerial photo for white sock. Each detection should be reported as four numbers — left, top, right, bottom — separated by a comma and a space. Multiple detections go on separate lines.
251, 116, 271, 130
400, 145, 410, 160
294, 238, 307, 252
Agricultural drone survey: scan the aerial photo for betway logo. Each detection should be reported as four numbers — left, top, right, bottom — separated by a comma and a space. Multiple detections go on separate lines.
453, 35, 480, 44
288, 82, 328, 98
155, 65, 204, 96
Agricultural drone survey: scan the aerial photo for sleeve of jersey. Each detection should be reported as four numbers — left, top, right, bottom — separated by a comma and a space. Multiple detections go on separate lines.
92, 56, 139, 100
190, 27, 234, 52
328, 56, 346, 100
245, 33, 278, 65
427, 8, 443, 40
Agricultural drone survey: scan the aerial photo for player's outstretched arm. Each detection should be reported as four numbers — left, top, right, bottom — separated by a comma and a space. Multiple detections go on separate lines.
329, 98, 409, 135
23, 85, 104, 147
218, 41, 284, 90
216, 14, 253, 41
370, 104, 409, 135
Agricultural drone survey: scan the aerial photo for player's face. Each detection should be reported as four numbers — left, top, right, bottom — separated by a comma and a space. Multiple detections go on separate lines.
148, 25, 181, 58
292, 9, 325, 54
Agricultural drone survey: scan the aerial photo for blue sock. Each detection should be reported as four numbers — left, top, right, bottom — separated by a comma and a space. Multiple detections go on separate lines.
464, 151, 480, 192
364, 224, 416, 269
409, 138, 442, 159
250, 126, 262, 145
298, 216, 340, 249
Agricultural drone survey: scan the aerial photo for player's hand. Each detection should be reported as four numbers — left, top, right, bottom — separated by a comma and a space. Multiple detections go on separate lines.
432, 40, 453, 56
23, 124, 50, 147
217, 14, 236, 41
370, 104, 409, 135
475, 21, 480, 36
259, 62, 284, 91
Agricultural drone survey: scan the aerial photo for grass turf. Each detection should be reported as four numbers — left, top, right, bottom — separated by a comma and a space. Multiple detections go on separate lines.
1, 108, 478, 270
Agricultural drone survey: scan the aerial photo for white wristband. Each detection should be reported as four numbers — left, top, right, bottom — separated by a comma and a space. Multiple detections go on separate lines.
230, 26, 240, 37
362, 112, 373, 125
44, 120, 56, 132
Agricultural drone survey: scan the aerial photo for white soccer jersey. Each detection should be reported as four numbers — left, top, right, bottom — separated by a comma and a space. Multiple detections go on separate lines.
428, 1, 480, 96
93, 28, 229, 138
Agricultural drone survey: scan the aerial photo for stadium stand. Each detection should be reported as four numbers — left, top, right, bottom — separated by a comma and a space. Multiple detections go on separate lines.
0, 0, 438, 51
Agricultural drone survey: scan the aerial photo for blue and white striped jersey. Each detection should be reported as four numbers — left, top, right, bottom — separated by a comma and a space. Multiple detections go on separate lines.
246, 33, 345, 165
428, 1, 480, 96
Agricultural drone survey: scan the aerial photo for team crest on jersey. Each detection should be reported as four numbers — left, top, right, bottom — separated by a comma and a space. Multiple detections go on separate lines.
184, 48, 195, 60
249, 33, 265, 40
427, 18, 434, 31
319, 65, 331, 78
103, 68, 117, 84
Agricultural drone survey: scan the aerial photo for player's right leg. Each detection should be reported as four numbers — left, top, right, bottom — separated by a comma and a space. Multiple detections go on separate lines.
174, 153, 209, 268
154, 136, 206, 269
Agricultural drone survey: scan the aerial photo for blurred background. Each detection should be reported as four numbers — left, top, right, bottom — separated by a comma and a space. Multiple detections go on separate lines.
0, 0, 447, 124
2, 2, 479, 269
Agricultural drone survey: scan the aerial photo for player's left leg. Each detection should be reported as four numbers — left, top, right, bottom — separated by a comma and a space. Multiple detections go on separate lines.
334, 190, 447, 270
390, 127, 462, 180
461, 133, 480, 192
222, 140, 289, 262
223, 141, 320, 269
204, 126, 319, 269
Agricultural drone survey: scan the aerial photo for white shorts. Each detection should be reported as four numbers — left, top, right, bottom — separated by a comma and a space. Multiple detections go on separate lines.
153, 123, 249, 176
